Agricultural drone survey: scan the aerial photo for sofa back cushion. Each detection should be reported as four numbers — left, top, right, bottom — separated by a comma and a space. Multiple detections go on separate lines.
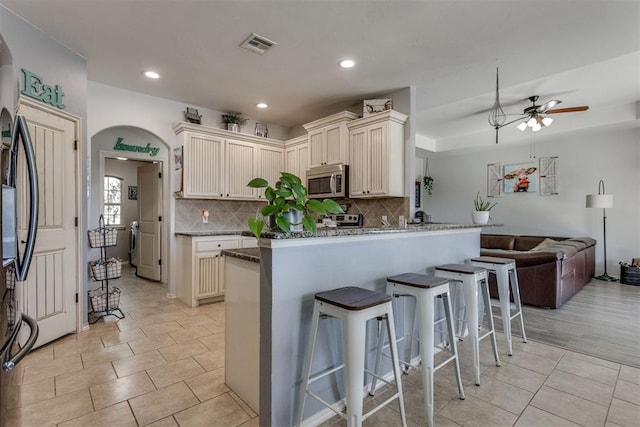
481, 234, 516, 250
514, 235, 568, 251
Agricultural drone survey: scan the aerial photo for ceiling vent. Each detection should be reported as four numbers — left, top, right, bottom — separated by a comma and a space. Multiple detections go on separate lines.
240, 33, 277, 55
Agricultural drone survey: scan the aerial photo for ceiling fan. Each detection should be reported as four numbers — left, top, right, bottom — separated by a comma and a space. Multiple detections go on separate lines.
487, 69, 589, 143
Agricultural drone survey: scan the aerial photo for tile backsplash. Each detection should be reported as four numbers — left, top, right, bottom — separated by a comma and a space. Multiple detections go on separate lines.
175, 197, 409, 232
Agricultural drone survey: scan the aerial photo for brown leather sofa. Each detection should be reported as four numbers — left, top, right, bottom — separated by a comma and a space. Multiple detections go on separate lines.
480, 234, 596, 308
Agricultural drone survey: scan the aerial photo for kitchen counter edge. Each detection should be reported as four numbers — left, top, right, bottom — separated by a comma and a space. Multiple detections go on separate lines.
221, 248, 261, 263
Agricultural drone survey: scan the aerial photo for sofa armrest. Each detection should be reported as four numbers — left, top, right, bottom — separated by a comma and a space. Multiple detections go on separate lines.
479, 249, 559, 267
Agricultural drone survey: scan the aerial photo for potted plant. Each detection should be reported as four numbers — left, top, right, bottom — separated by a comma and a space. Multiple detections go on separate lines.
422, 175, 434, 197
246, 172, 343, 239
221, 112, 248, 132
472, 192, 497, 224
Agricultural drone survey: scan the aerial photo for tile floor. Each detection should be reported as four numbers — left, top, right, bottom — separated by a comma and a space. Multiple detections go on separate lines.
11, 266, 640, 426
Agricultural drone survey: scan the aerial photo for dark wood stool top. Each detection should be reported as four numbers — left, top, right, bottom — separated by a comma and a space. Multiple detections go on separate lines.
387, 273, 448, 289
435, 263, 487, 274
315, 286, 392, 311
471, 256, 516, 265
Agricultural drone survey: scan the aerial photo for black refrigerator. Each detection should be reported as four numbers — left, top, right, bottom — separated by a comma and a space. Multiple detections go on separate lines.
0, 113, 40, 425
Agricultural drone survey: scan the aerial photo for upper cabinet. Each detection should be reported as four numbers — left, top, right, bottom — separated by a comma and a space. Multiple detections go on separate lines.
348, 110, 408, 198
284, 135, 309, 183
174, 122, 284, 200
303, 111, 359, 168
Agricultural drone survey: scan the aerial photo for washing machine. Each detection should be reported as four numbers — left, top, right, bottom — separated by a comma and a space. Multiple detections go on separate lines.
129, 221, 139, 267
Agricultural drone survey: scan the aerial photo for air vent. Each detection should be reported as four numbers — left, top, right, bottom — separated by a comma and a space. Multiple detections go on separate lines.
240, 33, 278, 55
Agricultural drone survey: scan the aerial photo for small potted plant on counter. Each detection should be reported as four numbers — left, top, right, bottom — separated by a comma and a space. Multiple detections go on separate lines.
472, 192, 497, 224
221, 112, 248, 132
246, 172, 343, 239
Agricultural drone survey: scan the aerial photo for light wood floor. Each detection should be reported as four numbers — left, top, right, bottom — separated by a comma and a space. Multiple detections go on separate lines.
516, 279, 640, 368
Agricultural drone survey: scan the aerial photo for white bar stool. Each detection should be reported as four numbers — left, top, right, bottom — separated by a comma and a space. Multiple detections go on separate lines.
370, 273, 465, 427
434, 264, 501, 386
296, 286, 407, 427
470, 256, 527, 355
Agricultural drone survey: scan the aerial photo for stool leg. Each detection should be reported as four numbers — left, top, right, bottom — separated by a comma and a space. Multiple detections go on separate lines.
343, 313, 366, 427
385, 309, 407, 427
442, 292, 465, 401
369, 317, 386, 396
495, 266, 513, 355
509, 268, 527, 343
452, 282, 466, 338
415, 292, 436, 427
481, 277, 501, 367
461, 278, 481, 386
297, 302, 322, 427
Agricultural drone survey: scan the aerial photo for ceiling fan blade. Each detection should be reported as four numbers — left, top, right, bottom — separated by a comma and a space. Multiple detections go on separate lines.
536, 99, 561, 112
546, 106, 589, 114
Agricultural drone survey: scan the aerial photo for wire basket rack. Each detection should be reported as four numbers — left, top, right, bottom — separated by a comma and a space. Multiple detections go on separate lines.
89, 258, 122, 281
89, 287, 121, 313
88, 227, 117, 248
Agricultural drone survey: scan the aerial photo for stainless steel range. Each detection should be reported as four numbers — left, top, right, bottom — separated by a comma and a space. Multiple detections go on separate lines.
326, 213, 364, 227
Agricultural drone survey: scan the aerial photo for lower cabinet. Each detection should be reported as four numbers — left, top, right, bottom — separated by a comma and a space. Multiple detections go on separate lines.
177, 235, 257, 307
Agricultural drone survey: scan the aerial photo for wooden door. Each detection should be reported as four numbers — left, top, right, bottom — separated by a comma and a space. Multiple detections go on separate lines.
17, 101, 78, 348
183, 133, 224, 198
136, 162, 161, 281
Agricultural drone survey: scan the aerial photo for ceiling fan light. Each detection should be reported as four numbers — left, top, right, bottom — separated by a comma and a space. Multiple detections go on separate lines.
542, 117, 554, 126
527, 117, 537, 127
517, 122, 527, 131
532, 123, 542, 132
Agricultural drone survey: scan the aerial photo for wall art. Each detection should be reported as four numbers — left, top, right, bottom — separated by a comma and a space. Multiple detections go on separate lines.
363, 98, 392, 117
128, 186, 138, 200
502, 162, 538, 193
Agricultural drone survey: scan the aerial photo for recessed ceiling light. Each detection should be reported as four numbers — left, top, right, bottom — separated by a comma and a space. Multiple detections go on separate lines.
256, 103, 268, 109
339, 59, 355, 69
144, 71, 160, 79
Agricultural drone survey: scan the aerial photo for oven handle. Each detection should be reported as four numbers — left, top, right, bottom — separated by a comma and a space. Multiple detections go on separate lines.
330, 173, 336, 194
2, 314, 38, 372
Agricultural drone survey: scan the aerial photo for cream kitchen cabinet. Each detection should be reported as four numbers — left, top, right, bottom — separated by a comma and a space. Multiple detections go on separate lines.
303, 111, 358, 168
284, 135, 309, 182
176, 235, 257, 307
174, 122, 284, 200
348, 110, 408, 198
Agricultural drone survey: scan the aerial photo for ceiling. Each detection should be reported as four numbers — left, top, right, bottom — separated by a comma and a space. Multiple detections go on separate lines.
2, 0, 639, 151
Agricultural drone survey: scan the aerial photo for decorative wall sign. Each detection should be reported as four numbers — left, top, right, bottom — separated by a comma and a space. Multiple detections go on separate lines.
184, 107, 201, 124
415, 180, 421, 208
255, 122, 268, 138
503, 162, 538, 193
174, 146, 183, 170
113, 137, 160, 156
539, 157, 558, 195
128, 186, 138, 200
21, 68, 65, 109
363, 99, 392, 117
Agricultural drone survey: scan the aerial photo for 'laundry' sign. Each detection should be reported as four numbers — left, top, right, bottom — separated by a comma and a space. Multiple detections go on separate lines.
114, 137, 160, 156
21, 69, 65, 109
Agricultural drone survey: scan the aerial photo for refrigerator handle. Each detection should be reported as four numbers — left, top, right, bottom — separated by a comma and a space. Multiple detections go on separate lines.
10, 115, 39, 282
2, 314, 38, 371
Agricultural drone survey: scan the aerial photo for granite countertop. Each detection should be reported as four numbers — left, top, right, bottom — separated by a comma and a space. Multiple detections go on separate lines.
175, 230, 247, 236
243, 223, 501, 240
221, 247, 260, 263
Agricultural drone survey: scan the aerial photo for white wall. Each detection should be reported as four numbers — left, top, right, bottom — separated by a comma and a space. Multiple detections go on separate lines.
423, 125, 640, 275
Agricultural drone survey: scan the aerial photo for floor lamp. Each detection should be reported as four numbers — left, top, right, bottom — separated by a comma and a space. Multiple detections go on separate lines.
586, 180, 617, 281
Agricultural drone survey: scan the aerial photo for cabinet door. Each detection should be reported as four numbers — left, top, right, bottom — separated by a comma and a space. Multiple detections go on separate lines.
225, 139, 256, 199
308, 129, 325, 168
285, 146, 297, 175
257, 145, 283, 200
366, 123, 388, 196
298, 145, 309, 183
184, 133, 224, 197
324, 124, 344, 165
194, 251, 224, 299
349, 128, 368, 196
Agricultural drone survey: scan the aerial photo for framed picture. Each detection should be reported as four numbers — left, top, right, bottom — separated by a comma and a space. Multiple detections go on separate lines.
174, 146, 183, 171
128, 186, 138, 200
363, 99, 392, 117
502, 162, 538, 193
415, 180, 421, 208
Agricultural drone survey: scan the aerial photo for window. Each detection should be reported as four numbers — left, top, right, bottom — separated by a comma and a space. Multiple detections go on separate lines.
104, 176, 122, 225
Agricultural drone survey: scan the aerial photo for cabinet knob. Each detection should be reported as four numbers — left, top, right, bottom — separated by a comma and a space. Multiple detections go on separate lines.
217, 244, 221, 247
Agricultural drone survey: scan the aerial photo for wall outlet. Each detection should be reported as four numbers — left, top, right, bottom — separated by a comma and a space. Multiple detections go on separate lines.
382, 215, 387, 222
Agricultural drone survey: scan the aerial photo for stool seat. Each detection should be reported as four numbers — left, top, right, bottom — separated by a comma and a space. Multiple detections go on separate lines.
315, 286, 391, 310
386, 273, 449, 289
435, 264, 487, 274
470, 256, 515, 265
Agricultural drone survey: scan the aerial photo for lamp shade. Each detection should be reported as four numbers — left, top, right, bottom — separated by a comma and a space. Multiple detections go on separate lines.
586, 194, 613, 209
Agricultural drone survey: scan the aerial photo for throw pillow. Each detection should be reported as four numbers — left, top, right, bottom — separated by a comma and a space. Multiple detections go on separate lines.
530, 238, 558, 251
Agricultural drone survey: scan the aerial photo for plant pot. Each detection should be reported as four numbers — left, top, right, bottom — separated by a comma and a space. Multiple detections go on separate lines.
225, 123, 240, 132
283, 209, 303, 232
472, 211, 490, 225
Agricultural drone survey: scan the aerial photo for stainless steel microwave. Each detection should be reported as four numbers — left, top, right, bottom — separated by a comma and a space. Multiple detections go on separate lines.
306, 164, 348, 199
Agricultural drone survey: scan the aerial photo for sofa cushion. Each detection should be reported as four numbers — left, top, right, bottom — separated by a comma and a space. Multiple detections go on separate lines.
479, 248, 560, 267
530, 238, 559, 251
514, 235, 568, 251
480, 234, 516, 250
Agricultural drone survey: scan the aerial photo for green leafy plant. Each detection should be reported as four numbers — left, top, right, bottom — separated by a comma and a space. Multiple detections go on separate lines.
474, 192, 498, 211
246, 172, 343, 239
423, 175, 434, 197
221, 112, 248, 126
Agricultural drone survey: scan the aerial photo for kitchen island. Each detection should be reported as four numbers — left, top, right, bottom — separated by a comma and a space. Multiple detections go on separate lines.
225, 224, 485, 426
